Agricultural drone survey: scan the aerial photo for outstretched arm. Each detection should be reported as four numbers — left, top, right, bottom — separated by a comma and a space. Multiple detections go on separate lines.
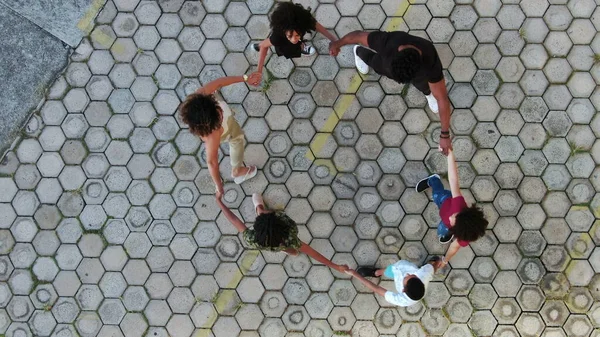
428, 259, 445, 273
345, 270, 387, 297
329, 30, 369, 56
300, 242, 346, 272
430, 79, 452, 155
216, 194, 248, 233
256, 38, 273, 74
443, 240, 461, 264
198, 76, 247, 95
204, 136, 224, 195
315, 22, 337, 42
446, 150, 461, 197
248, 39, 273, 86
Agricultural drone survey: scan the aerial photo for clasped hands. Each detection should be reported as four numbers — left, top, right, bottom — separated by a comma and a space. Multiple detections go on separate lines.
328, 40, 341, 56
245, 72, 263, 86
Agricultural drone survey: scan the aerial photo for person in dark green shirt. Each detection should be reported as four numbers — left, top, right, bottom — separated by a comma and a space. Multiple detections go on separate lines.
216, 192, 348, 272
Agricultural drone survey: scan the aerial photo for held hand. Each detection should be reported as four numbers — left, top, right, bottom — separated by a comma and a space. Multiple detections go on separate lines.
344, 268, 356, 276
438, 136, 452, 156
429, 256, 448, 271
337, 264, 350, 273
329, 41, 340, 56
247, 72, 262, 86
215, 186, 224, 202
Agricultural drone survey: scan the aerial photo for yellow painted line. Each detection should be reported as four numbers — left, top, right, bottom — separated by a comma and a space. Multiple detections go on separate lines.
305, 0, 411, 163
210, 250, 260, 327
305, 148, 316, 162
391, 0, 411, 18
238, 250, 261, 274
313, 159, 338, 177
76, 0, 105, 35
194, 329, 214, 337
308, 133, 331, 159
110, 39, 126, 55
591, 203, 600, 218
568, 233, 594, 259
319, 112, 339, 133
334, 95, 356, 117
90, 28, 115, 49
197, 305, 218, 329
214, 289, 238, 313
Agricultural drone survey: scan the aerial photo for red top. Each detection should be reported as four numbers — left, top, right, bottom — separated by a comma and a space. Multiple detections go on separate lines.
440, 196, 469, 247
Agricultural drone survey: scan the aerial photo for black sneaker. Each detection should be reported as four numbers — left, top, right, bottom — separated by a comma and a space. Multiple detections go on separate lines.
250, 43, 259, 52
356, 267, 378, 277
439, 234, 454, 244
415, 174, 440, 193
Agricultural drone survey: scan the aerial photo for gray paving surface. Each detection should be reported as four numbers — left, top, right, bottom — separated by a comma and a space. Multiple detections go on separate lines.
0, 0, 103, 158
0, 0, 600, 336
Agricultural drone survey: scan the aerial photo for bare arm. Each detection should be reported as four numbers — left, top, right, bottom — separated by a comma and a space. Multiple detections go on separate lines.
336, 30, 369, 47
198, 76, 247, 95
247, 39, 273, 86
446, 150, 461, 197
329, 30, 369, 56
300, 242, 345, 272
204, 136, 224, 194
346, 270, 387, 297
315, 22, 337, 42
443, 240, 462, 264
256, 38, 273, 73
216, 195, 248, 233
428, 260, 444, 273
430, 79, 452, 155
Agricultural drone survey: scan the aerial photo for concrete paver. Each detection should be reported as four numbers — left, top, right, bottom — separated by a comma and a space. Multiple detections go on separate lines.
0, 0, 599, 336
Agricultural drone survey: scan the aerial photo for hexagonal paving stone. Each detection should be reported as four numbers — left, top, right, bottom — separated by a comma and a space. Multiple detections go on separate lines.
7, 3, 600, 334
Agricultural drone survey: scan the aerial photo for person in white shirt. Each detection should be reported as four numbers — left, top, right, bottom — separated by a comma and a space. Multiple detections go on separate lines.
345, 258, 443, 306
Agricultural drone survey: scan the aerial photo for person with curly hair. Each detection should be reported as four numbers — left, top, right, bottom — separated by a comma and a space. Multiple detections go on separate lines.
179, 76, 258, 196
329, 30, 453, 155
216, 192, 350, 273
415, 149, 489, 266
247, 2, 337, 86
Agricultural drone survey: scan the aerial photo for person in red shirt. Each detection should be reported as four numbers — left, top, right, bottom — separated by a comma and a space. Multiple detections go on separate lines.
415, 149, 488, 266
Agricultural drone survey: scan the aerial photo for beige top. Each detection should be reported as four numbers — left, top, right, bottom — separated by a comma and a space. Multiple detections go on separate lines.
217, 100, 233, 134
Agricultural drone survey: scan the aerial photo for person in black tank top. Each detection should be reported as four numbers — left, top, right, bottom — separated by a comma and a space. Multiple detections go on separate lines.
247, 2, 338, 86
329, 30, 453, 155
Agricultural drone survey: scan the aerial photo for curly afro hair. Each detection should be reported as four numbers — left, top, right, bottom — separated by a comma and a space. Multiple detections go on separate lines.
390, 48, 422, 83
254, 213, 294, 248
179, 93, 222, 138
270, 2, 316, 37
451, 205, 488, 242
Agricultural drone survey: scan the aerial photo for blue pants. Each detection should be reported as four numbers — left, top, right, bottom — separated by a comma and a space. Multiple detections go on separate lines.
429, 176, 452, 237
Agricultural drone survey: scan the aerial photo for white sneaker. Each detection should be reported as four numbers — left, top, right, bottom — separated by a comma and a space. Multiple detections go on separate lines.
301, 44, 316, 57
353, 45, 369, 75
426, 94, 439, 113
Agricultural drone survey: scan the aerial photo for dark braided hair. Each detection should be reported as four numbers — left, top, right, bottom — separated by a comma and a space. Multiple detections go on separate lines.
451, 205, 488, 242
254, 213, 292, 248
179, 93, 222, 137
390, 48, 422, 83
270, 2, 316, 37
